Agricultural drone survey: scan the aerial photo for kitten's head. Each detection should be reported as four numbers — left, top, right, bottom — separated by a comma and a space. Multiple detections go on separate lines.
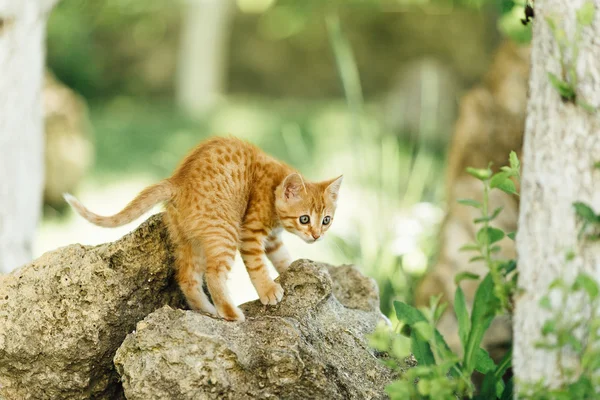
275, 173, 343, 243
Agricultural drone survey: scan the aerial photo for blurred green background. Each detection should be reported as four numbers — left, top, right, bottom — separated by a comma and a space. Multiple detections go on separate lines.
38, 0, 531, 320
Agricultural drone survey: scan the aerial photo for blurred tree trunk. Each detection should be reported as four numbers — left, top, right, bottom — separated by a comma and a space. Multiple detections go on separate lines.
0, 0, 59, 272
176, 0, 234, 116
514, 0, 600, 392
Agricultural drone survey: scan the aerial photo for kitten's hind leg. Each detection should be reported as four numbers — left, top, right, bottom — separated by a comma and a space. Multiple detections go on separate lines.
201, 232, 245, 322
174, 240, 217, 316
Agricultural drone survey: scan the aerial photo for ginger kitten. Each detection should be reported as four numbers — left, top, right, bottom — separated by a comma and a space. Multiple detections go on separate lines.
65, 136, 342, 321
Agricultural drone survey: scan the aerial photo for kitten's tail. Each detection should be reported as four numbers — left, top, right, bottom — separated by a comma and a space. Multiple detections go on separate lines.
64, 180, 174, 228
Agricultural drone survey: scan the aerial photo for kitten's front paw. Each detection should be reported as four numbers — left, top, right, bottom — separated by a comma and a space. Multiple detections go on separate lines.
217, 303, 246, 322
259, 282, 284, 305
202, 302, 218, 316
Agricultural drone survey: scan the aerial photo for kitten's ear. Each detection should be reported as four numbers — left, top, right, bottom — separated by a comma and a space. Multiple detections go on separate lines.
282, 173, 305, 201
324, 175, 343, 202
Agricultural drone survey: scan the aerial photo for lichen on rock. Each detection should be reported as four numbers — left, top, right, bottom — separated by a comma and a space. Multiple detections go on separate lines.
114, 260, 395, 400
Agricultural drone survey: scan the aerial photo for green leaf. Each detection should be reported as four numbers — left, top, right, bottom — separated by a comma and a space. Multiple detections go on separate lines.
573, 273, 599, 299
455, 271, 480, 284
466, 167, 492, 181
573, 201, 600, 224
549, 278, 566, 289
541, 319, 556, 335
500, 377, 514, 400
428, 293, 443, 310
495, 348, 513, 383
410, 330, 435, 366
499, 260, 517, 275
367, 332, 389, 352
491, 206, 504, 220
413, 321, 434, 342
548, 72, 576, 100
390, 335, 411, 359
477, 227, 506, 245
478, 373, 499, 400
417, 379, 431, 396
490, 172, 517, 195
546, 16, 557, 32
394, 301, 426, 326
594, 161, 600, 169
469, 255, 485, 263
433, 301, 448, 324
500, 166, 517, 176
539, 295, 552, 310
567, 376, 594, 398
509, 151, 520, 172
490, 172, 508, 188
454, 286, 470, 349
507, 232, 516, 240
576, 98, 598, 113
457, 199, 482, 209
459, 243, 480, 252
476, 354, 507, 400
432, 330, 454, 364
563, 333, 583, 352
497, 179, 517, 196
463, 274, 499, 373
569, 67, 578, 89
496, 380, 506, 399
385, 380, 412, 399
474, 207, 504, 223
474, 348, 496, 374
582, 347, 600, 370
576, 1, 596, 26
393, 304, 454, 366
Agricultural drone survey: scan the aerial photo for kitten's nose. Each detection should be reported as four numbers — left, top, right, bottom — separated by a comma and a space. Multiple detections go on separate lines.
312, 233, 320, 240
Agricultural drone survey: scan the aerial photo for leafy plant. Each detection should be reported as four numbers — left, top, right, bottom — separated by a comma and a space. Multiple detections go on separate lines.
368, 152, 521, 399
573, 201, 600, 240
520, 272, 600, 399
546, 1, 597, 111
459, 151, 520, 312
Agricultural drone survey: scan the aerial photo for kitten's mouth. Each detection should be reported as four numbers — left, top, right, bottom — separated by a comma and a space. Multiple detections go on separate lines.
304, 236, 323, 244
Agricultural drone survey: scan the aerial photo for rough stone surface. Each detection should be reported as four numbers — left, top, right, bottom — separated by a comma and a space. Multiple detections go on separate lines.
114, 260, 394, 400
0, 214, 184, 400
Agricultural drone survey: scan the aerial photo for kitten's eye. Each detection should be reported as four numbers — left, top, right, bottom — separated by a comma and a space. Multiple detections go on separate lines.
299, 215, 310, 224
322, 216, 331, 225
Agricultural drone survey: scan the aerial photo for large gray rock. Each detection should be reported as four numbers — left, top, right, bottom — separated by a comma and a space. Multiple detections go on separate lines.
114, 260, 395, 400
0, 214, 184, 400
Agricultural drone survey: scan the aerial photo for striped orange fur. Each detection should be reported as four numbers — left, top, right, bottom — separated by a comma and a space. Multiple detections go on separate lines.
65, 136, 342, 321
